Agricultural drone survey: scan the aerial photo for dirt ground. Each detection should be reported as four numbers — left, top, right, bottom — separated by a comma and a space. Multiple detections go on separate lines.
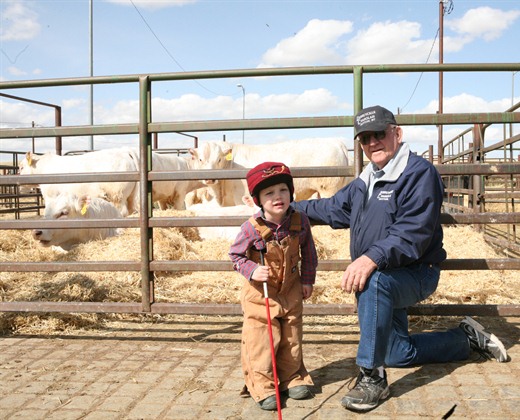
1, 314, 519, 419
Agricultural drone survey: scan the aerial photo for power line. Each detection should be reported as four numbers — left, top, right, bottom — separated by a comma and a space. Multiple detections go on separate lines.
400, 0, 454, 113
400, 28, 439, 113
130, 0, 185, 71
129, 0, 229, 97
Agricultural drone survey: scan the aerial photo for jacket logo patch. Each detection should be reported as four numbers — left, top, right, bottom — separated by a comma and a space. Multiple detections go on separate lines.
377, 190, 393, 201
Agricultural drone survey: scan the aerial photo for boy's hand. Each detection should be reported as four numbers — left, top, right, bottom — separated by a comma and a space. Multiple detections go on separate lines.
302, 284, 313, 299
251, 265, 269, 282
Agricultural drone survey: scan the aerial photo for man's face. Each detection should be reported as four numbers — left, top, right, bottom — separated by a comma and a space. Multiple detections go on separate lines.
358, 125, 403, 169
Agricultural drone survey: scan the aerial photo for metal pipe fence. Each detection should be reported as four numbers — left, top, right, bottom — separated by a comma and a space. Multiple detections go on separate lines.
1, 63, 519, 316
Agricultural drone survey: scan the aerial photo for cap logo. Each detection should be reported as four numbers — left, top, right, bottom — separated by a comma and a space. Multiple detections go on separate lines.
262, 165, 286, 178
356, 110, 376, 127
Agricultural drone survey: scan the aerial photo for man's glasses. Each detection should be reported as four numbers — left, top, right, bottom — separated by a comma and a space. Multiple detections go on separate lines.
357, 126, 395, 145
358, 130, 387, 145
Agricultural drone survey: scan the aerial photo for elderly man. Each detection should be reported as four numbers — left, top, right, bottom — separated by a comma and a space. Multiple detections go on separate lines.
293, 105, 507, 412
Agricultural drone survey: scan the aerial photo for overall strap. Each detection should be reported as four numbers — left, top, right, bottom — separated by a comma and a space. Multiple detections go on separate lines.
289, 211, 302, 233
249, 211, 302, 243
248, 216, 273, 242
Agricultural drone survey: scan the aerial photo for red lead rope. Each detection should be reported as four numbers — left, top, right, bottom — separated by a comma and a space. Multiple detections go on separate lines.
261, 251, 282, 419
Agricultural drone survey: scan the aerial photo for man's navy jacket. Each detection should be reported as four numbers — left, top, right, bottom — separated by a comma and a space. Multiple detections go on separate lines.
293, 144, 447, 270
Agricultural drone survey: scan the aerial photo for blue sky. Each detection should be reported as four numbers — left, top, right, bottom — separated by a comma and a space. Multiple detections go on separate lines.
1, 0, 519, 156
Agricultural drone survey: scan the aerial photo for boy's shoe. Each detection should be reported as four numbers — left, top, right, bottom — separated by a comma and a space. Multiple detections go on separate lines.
257, 395, 277, 411
341, 367, 390, 412
286, 385, 310, 400
459, 316, 508, 362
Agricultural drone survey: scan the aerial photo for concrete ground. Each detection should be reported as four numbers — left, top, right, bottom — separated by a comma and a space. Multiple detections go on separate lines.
0, 314, 519, 419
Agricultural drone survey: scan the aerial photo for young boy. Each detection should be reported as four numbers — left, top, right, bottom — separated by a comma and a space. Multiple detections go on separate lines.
229, 161, 318, 411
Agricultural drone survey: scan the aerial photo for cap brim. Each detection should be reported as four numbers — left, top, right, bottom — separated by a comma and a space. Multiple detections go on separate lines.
354, 121, 391, 138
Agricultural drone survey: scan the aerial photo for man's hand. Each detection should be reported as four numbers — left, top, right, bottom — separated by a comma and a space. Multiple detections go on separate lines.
341, 255, 377, 293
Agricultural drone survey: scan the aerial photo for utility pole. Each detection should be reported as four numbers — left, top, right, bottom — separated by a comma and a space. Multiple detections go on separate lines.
438, 0, 453, 163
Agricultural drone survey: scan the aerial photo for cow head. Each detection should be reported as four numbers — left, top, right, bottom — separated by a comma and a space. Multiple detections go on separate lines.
189, 143, 233, 185
18, 151, 39, 175
32, 194, 121, 250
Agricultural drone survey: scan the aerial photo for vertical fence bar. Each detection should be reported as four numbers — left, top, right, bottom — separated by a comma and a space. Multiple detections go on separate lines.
353, 66, 363, 177
138, 75, 153, 312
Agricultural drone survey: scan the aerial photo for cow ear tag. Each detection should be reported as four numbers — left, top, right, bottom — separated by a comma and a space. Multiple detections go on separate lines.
27, 155, 32, 166
81, 202, 89, 215
225, 152, 233, 161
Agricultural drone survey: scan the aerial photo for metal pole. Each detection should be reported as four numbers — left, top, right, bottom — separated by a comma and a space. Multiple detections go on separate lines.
0, 93, 62, 154
237, 84, 245, 144
353, 66, 363, 177
513, 71, 518, 107
139, 75, 153, 312
438, 0, 444, 163
88, 0, 94, 150
438, 0, 454, 163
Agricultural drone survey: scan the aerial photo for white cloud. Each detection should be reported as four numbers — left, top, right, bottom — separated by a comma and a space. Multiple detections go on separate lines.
259, 18, 438, 67
259, 19, 353, 67
63, 98, 86, 110
446, 7, 520, 42
417, 93, 515, 114
104, 0, 197, 10
95, 88, 346, 124
7, 66, 27, 76
0, 100, 55, 128
346, 20, 436, 64
253, 88, 346, 117
0, 0, 40, 41
442, 35, 472, 53
1, 90, 514, 156
259, 7, 519, 68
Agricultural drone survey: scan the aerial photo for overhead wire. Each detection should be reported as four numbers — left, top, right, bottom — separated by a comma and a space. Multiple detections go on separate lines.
400, 0, 454, 113
399, 28, 439, 113
129, 0, 233, 97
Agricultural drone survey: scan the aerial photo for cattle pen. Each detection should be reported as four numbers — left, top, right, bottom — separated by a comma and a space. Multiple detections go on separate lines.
1, 63, 520, 320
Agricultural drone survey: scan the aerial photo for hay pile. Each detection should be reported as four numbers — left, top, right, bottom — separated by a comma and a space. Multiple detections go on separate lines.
0, 209, 518, 335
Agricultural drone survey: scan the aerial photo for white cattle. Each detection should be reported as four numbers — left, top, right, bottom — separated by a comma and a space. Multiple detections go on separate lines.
188, 143, 250, 207
189, 139, 350, 206
19, 148, 140, 216
32, 194, 122, 251
185, 187, 214, 207
151, 152, 204, 210
187, 200, 259, 241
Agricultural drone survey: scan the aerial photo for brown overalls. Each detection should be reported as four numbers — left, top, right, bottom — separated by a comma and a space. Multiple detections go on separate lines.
241, 212, 313, 403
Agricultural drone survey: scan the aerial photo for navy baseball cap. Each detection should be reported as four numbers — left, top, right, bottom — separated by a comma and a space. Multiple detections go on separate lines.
354, 105, 397, 138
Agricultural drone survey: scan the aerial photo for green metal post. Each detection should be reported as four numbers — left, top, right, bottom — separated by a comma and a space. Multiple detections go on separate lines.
353, 66, 364, 176
138, 76, 153, 312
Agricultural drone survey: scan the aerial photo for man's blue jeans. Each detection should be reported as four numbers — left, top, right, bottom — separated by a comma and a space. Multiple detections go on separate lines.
356, 263, 470, 369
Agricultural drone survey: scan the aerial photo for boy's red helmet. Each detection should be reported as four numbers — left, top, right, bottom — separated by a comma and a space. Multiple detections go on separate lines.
246, 162, 294, 206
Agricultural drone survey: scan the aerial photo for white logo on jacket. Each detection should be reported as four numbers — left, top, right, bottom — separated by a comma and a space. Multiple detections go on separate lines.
377, 190, 394, 201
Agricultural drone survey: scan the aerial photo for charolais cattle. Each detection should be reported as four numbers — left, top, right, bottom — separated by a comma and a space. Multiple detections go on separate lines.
32, 194, 122, 251
19, 148, 140, 216
189, 139, 350, 206
188, 144, 248, 207
151, 152, 204, 210
184, 187, 214, 207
